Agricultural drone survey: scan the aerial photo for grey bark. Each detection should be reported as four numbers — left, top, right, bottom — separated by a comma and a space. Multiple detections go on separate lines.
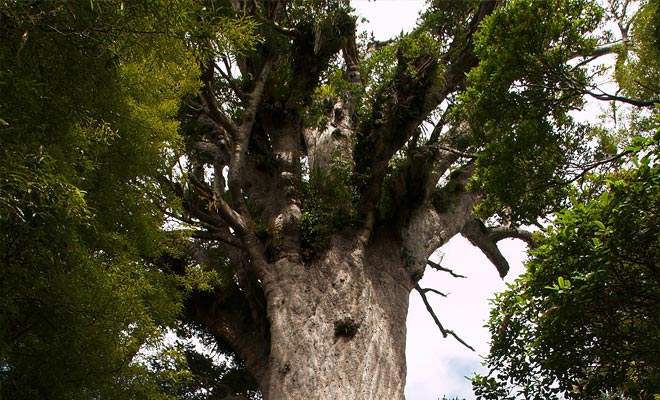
171, 2, 508, 399
260, 238, 412, 399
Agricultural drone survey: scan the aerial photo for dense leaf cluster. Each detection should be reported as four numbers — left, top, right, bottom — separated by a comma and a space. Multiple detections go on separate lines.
301, 157, 360, 256
474, 136, 660, 399
0, 1, 218, 398
462, 0, 604, 224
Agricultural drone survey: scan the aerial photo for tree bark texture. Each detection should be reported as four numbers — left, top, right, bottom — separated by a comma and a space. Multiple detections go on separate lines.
169, 2, 526, 399
261, 238, 411, 399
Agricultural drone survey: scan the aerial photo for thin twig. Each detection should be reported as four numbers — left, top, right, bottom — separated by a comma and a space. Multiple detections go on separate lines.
415, 285, 475, 351
427, 259, 467, 279
417, 287, 448, 297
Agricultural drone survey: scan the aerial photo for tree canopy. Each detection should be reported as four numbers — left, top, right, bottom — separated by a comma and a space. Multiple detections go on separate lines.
474, 134, 660, 400
0, 1, 254, 398
1, 0, 659, 398
473, 0, 660, 397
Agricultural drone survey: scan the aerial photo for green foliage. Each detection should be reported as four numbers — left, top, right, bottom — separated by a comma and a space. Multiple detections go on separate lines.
362, 30, 443, 84
305, 66, 362, 131
615, 0, 660, 102
257, 1, 355, 108
461, 0, 604, 224
301, 156, 360, 256
359, 29, 444, 120
421, 0, 479, 45
0, 1, 250, 398
474, 136, 660, 399
162, 323, 261, 400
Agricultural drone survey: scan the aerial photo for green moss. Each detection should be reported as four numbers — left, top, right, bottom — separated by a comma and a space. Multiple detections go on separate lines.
431, 170, 465, 213
300, 158, 360, 257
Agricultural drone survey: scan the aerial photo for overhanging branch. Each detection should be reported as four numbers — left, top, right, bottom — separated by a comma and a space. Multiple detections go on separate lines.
489, 226, 537, 249
461, 218, 511, 278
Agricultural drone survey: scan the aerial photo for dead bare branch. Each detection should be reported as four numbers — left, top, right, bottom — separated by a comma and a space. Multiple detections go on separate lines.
427, 259, 466, 279
417, 286, 448, 297
415, 285, 475, 351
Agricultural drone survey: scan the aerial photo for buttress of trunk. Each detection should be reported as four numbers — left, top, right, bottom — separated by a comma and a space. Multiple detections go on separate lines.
258, 237, 414, 400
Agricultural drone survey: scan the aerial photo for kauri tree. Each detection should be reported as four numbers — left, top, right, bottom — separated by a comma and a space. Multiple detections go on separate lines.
2, 0, 659, 399
165, 0, 659, 399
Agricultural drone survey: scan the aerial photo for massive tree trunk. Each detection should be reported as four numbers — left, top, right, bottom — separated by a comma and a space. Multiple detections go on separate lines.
188, 198, 482, 399
170, 1, 529, 398
261, 238, 411, 399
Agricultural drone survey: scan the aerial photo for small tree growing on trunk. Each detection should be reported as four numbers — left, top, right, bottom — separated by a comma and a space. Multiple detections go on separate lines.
162, 0, 651, 398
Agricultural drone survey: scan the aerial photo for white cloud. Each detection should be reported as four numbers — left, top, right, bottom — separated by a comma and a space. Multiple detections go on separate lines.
406, 236, 527, 399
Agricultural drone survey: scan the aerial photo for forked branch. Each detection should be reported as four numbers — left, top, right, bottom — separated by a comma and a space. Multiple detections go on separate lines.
417, 286, 448, 297
415, 284, 475, 351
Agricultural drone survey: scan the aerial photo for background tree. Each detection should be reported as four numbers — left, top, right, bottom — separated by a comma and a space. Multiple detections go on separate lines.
0, 1, 255, 398
473, 135, 660, 400
473, 1, 660, 397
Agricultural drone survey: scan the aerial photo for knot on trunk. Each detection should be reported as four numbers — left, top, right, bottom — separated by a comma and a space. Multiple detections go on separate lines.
334, 317, 360, 339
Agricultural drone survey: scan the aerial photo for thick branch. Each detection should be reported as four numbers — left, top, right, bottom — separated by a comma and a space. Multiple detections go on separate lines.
201, 64, 239, 141
422, 0, 499, 114
304, 17, 363, 171
355, 2, 497, 246
254, 13, 300, 37
341, 22, 361, 86
430, 145, 477, 160
461, 219, 511, 278
589, 42, 625, 58
228, 58, 274, 217
489, 226, 538, 249
401, 163, 480, 282
187, 287, 270, 384
192, 230, 244, 249
219, 59, 275, 279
